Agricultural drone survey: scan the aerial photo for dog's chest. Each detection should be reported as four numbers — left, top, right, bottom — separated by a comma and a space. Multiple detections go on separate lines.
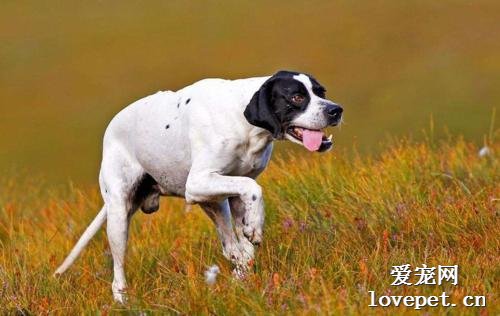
224, 137, 273, 177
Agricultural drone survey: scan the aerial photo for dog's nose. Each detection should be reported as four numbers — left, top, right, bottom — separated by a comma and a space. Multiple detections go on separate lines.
326, 104, 343, 124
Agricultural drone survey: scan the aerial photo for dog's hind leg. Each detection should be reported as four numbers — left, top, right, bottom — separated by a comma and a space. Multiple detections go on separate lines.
98, 149, 145, 304
106, 197, 131, 304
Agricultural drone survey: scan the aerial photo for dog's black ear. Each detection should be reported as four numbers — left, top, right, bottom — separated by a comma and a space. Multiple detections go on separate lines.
244, 78, 282, 138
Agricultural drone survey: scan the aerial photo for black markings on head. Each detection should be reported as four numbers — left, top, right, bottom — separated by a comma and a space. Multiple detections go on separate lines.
165, 124, 170, 129
244, 70, 316, 137
252, 194, 257, 201
309, 76, 326, 98
185, 98, 191, 105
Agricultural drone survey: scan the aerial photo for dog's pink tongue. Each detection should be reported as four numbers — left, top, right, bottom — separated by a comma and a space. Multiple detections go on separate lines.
302, 129, 323, 151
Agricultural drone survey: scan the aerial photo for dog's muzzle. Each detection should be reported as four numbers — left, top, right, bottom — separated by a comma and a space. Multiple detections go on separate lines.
325, 103, 343, 126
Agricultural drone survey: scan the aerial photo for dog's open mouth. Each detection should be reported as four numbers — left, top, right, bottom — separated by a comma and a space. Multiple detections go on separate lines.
286, 126, 333, 152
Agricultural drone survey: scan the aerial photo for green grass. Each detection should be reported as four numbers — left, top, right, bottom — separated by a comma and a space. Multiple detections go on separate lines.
0, 137, 498, 314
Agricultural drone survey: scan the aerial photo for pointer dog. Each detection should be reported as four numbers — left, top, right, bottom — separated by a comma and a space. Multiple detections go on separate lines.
54, 70, 343, 303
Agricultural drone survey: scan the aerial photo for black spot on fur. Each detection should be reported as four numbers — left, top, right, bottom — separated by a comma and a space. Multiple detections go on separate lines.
165, 124, 170, 129
177, 103, 180, 108
252, 194, 257, 201
185, 98, 191, 104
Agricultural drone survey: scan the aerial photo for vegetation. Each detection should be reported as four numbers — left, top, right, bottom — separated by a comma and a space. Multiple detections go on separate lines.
1, 137, 497, 314
1, 1, 498, 314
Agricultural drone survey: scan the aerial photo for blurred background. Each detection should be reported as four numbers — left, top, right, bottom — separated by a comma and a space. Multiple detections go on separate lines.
1, 0, 499, 184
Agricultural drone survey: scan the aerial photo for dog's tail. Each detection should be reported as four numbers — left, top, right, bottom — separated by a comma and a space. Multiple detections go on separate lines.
53, 206, 107, 276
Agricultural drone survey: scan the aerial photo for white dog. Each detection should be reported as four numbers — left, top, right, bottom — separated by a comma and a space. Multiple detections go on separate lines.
54, 70, 343, 303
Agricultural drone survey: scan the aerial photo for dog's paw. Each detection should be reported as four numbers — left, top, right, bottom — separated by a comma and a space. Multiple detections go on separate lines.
113, 291, 128, 305
242, 210, 263, 245
112, 283, 129, 305
243, 223, 262, 245
224, 242, 253, 268
232, 264, 249, 279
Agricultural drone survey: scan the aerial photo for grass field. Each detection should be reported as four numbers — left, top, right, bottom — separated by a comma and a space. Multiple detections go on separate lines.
2, 1, 499, 314
0, 136, 498, 315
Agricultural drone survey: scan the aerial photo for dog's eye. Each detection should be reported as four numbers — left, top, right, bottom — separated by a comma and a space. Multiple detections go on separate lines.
291, 94, 305, 104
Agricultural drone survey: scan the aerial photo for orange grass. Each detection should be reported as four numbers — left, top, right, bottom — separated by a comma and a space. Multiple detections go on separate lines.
0, 137, 498, 315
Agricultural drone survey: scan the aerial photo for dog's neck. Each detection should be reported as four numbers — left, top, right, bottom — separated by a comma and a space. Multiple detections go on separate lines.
247, 126, 273, 155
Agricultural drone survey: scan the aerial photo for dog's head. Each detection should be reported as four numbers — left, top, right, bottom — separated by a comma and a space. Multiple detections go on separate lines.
244, 70, 343, 152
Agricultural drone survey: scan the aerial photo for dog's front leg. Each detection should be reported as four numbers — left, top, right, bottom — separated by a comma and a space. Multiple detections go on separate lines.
186, 171, 264, 274
228, 197, 256, 262
186, 172, 264, 245
200, 201, 254, 275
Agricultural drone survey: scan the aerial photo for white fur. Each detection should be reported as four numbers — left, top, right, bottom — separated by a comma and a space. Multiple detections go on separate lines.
54, 74, 332, 303
54, 76, 275, 302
